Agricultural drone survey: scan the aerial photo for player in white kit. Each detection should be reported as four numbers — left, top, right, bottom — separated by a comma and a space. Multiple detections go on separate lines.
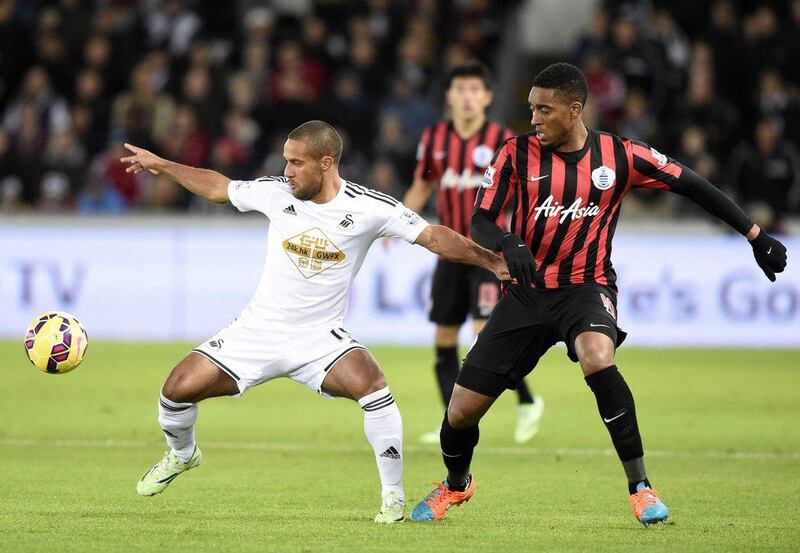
121, 120, 509, 523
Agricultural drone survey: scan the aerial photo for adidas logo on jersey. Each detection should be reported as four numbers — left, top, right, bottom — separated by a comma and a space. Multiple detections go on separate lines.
379, 446, 401, 459
283, 205, 297, 215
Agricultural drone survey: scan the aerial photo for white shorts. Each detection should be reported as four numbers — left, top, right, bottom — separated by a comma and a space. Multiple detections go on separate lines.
192, 320, 366, 399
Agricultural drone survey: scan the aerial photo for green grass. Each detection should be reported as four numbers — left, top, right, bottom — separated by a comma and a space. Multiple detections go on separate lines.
1, 341, 799, 552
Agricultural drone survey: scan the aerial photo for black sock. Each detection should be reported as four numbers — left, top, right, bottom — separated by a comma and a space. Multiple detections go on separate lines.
434, 346, 459, 406
627, 478, 652, 495
516, 379, 534, 404
585, 365, 644, 469
440, 413, 479, 491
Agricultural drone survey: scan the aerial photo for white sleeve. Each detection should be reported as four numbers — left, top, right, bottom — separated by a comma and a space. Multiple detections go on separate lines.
227, 178, 280, 214
377, 203, 430, 243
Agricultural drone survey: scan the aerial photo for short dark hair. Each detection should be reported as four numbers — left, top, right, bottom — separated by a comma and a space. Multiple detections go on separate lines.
287, 120, 343, 163
446, 62, 493, 90
531, 62, 588, 105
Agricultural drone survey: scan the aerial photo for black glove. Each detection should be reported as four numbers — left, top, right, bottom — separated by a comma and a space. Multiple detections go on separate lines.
499, 233, 536, 287
750, 230, 787, 282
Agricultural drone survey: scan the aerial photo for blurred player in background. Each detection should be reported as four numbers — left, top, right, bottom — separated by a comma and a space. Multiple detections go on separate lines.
121, 120, 509, 524
411, 63, 788, 525
404, 63, 543, 445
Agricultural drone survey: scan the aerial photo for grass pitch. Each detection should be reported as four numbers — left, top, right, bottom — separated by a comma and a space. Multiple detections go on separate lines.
1, 341, 798, 552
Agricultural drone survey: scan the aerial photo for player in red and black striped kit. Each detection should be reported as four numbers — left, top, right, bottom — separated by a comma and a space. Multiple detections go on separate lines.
411, 63, 788, 525
404, 63, 543, 445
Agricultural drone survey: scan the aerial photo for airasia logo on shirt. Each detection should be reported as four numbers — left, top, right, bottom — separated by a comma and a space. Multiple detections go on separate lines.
442, 167, 484, 190
533, 195, 600, 223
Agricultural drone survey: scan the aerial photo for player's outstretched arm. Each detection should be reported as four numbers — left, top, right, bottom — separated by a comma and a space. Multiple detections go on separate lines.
471, 207, 536, 287
120, 143, 230, 204
415, 225, 510, 281
670, 164, 788, 281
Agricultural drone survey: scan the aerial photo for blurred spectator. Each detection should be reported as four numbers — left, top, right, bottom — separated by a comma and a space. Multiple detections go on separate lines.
606, 12, 666, 114
757, 69, 800, 147
373, 111, 416, 179
83, 34, 125, 95
142, 173, 188, 210
37, 171, 72, 212
211, 112, 260, 180
77, 142, 139, 212
73, 69, 110, 136
582, 51, 625, 130
146, 0, 202, 57
618, 90, 656, 143
651, 8, 690, 104
349, 34, 386, 99
35, 7, 72, 94
43, 129, 86, 201
57, 0, 92, 66
742, 6, 793, 87
675, 126, 717, 183
0, 0, 36, 115
181, 65, 223, 135
671, 62, 739, 158
380, 77, 434, 143
337, 128, 370, 185
786, 0, 800, 85
704, 0, 746, 109
0, 174, 24, 212
727, 117, 800, 234
111, 60, 175, 147
0, 130, 24, 210
240, 42, 270, 96
270, 40, 327, 103
160, 105, 210, 168
573, 5, 610, 67
3, 66, 71, 137
368, 157, 404, 199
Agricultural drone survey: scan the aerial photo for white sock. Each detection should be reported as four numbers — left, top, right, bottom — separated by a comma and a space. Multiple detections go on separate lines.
158, 392, 198, 463
358, 387, 404, 500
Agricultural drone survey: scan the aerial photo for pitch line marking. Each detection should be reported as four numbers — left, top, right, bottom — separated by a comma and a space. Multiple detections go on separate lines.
1, 438, 797, 462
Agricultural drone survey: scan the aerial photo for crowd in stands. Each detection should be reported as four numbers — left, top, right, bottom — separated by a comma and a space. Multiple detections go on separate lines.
574, 0, 800, 232
1, 0, 799, 233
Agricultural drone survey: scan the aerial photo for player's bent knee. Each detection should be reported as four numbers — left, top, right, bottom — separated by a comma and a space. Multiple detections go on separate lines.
447, 402, 478, 429
579, 350, 615, 374
362, 374, 387, 396
575, 333, 615, 374
161, 370, 201, 403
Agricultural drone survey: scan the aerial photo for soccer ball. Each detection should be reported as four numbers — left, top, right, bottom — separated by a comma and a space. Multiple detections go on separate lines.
24, 311, 89, 374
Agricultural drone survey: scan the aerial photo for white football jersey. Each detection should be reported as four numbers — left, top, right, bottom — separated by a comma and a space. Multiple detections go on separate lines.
227, 176, 429, 331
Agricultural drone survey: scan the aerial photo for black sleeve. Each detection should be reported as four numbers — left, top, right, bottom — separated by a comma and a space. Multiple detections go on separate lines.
670, 163, 754, 236
471, 208, 508, 252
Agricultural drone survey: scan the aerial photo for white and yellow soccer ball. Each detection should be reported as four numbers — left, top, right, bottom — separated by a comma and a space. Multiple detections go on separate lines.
24, 311, 89, 374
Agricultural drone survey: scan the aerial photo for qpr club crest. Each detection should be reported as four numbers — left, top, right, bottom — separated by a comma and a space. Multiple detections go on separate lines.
471, 145, 494, 168
591, 165, 616, 190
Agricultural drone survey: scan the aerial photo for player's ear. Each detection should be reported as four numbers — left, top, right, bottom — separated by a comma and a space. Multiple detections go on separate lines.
483, 89, 494, 106
320, 155, 334, 171
570, 101, 582, 120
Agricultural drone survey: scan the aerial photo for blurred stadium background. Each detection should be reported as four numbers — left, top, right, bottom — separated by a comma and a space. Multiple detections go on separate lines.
1, 0, 799, 344
1, 1, 798, 551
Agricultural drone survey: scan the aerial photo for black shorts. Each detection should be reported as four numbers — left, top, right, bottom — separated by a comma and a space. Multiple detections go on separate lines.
458, 283, 627, 397
428, 259, 500, 325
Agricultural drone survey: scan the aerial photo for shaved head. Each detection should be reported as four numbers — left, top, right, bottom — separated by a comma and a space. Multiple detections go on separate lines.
287, 120, 342, 164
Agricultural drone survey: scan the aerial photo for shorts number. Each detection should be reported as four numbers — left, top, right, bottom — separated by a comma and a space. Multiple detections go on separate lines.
477, 283, 500, 314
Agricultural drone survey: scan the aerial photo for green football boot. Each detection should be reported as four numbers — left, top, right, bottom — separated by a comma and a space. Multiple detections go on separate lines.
374, 491, 405, 523
137, 447, 202, 496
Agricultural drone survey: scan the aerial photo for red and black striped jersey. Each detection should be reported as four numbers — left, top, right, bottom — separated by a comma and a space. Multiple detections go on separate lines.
475, 129, 683, 290
414, 120, 514, 237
